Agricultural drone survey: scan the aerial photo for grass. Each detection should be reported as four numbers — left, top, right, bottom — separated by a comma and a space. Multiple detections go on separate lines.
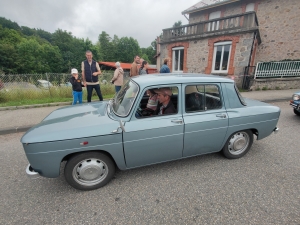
0, 84, 116, 107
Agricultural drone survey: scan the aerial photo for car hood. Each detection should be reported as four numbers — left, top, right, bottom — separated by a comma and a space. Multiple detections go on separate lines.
21, 102, 120, 143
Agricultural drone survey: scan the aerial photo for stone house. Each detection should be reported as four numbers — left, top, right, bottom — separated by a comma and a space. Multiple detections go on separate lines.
157, 0, 300, 89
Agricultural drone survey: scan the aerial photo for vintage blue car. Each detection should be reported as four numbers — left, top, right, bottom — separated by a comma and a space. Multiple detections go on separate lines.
290, 90, 300, 116
21, 74, 280, 190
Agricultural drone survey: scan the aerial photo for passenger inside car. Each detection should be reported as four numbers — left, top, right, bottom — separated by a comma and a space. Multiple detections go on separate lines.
185, 86, 204, 112
154, 87, 177, 115
136, 87, 178, 117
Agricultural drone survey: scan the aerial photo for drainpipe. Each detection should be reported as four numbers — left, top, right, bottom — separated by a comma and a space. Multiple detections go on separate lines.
243, 31, 257, 89
247, 31, 257, 74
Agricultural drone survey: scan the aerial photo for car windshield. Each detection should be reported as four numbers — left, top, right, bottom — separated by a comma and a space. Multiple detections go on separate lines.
113, 80, 139, 117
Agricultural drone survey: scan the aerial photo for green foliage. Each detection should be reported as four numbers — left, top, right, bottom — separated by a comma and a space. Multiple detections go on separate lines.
99, 31, 115, 62
115, 37, 141, 63
0, 17, 21, 30
0, 16, 157, 75
141, 46, 156, 64
173, 20, 182, 28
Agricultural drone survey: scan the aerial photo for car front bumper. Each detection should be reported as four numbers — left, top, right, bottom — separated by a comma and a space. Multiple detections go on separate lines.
26, 164, 40, 179
290, 100, 300, 110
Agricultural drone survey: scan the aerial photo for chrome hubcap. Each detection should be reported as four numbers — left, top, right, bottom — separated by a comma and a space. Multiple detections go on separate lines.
228, 132, 250, 155
72, 158, 108, 186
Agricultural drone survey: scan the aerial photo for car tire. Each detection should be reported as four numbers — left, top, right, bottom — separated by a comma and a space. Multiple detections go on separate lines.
293, 109, 300, 116
222, 130, 253, 159
64, 152, 115, 191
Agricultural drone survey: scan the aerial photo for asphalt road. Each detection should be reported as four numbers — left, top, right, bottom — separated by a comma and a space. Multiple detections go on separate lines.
0, 101, 299, 225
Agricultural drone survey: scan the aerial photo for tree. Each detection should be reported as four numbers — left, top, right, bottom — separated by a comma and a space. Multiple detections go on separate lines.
115, 37, 140, 63
173, 20, 182, 27
0, 17, 21, 31
98, 31, 115, 62
16, 38, 44, 73
141, 46, 156, 64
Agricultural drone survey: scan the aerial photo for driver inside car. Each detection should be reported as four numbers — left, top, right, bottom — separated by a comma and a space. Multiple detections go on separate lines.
154, 88, 176, 115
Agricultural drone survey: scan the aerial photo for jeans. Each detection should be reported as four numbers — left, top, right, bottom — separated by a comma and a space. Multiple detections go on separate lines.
86, 84, 103, 102
72, 91, 83, 105
115, 86, 121, 93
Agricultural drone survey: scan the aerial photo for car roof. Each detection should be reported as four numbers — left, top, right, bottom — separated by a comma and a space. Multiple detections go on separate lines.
131, 73, 234, 87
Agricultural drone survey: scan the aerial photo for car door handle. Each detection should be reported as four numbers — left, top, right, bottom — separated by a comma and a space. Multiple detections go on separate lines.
171, 119, 183, 124
216, 114, 227, 118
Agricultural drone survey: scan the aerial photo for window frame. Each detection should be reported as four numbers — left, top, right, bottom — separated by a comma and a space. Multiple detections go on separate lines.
246, 3, 255, 12
184, 84, 222, 113
172, 47, 184, 73
133, 85, 181, 120
212, 41, 232, 74
208, 11, 221, 31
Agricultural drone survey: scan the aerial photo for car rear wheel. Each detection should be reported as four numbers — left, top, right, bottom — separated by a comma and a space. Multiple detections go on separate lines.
222, 130, 253, 159
64, 152, 115, 190
293, 109, 300, 116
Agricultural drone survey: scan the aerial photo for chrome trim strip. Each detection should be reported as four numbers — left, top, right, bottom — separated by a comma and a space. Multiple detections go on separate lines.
124, 133, 184, 143
27, 142, 123, 154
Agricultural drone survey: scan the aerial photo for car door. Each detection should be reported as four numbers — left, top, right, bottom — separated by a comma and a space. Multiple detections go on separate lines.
123, 85, 184, 168
183, 84, 228, 157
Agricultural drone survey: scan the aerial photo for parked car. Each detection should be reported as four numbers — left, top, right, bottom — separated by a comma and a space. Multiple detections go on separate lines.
21, 74, 280, 191
36, 80, 53, 89
1, 82, 40, 92
290, 91, 300, 116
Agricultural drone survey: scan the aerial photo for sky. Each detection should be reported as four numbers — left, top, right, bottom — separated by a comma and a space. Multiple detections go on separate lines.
0, 0, 202, 48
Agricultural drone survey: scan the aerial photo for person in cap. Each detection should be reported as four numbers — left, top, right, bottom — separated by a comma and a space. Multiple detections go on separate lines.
154, 87, 176, 115
70, 68, 84, 105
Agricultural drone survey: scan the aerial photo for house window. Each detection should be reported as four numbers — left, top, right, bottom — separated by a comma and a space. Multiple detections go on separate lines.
208, 11, 221, 31
246, 3, 255, 12
172, 47, 184, 72
212, 41, 232, 73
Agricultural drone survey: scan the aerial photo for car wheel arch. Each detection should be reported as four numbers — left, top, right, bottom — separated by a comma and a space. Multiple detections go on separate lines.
61, 150, 118, 169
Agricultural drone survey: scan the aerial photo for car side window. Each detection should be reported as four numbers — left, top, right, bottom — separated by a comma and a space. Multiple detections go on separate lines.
185, 84, 222, 113
136, 86, 178, 118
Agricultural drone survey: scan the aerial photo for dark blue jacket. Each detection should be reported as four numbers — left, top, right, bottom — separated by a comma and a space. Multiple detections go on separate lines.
160, 64, 170, 73
84, 60, 98, 82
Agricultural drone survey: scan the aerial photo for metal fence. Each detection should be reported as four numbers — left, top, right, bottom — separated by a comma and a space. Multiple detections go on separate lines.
254, 61, 300, 78
0, 71, 119, 103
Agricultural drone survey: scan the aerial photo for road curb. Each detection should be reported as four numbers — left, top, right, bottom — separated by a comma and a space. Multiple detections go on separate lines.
0, 102, 71, 111
0, 125, 33, 135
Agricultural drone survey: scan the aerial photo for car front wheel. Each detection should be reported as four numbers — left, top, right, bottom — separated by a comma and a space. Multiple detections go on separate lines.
222, 130, 253, 159
294, 109, 300, 116
64, 152, 115, 190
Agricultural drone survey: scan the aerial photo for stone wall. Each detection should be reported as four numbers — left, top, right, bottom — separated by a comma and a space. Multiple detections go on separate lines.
187, 0, 300, 64
250, 77, 300, 90
186, 40, 209, 73
255, 0, 300, 62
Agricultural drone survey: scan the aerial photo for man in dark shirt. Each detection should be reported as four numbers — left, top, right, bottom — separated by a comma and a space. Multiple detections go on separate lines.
81, 50, 103, 102
154, 87, 176, 115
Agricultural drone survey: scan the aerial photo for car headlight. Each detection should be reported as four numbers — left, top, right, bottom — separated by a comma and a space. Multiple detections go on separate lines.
293, 94, 300, 101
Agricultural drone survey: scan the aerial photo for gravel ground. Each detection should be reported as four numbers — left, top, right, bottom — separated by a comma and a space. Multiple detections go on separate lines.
0, 101, 299, 225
